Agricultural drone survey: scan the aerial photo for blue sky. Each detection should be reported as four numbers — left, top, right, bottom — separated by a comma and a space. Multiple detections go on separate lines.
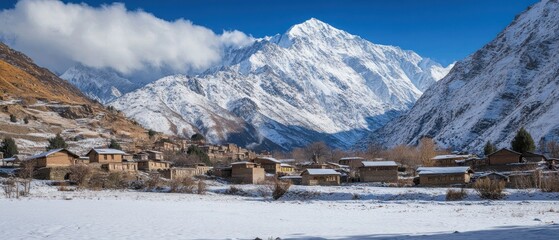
0, 0, 539, 65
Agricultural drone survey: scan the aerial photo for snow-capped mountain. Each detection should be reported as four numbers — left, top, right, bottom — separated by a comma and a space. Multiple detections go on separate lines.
60, 64, 138, 104
111, 18, 451, 150
369, 0, 559, 152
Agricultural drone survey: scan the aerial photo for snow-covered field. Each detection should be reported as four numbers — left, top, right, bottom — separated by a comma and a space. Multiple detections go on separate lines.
1, 181, 558, 239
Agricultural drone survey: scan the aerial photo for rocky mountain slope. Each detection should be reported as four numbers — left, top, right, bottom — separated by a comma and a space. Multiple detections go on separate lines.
369, 0, 559, 152
111, 18, 452, 150
60, 64, 137, 104
0, 42, 149, 155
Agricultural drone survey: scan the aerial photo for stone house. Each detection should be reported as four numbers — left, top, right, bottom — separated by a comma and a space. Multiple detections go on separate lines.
301, 169, 341, 186
87, 148, 127, 163
521, 152, 547, 163
160, 165, 212, 179
231, 161, 265, 184
279, 163, 295, 174
431, 155, 471, 167
145, 150, 164, 161
137, 160, 171, 171
253, 157, 281, 174
103, 162, 138, 172
26, 148, 80, 168
359, 161, 398, 183
339, 157, 365, 169
477, 172, 509, 184
486, 148, 537, 171
417, 166, 474, 186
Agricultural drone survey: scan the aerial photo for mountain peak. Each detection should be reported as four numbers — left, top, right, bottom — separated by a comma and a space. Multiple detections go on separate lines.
286, 18, 341, 38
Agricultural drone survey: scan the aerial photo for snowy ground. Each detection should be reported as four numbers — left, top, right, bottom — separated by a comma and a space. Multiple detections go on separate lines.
1, 181, 559, 239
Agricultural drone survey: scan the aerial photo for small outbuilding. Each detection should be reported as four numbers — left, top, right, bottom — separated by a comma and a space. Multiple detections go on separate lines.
26, 148, 80, 168
359, 161, 398, 183
301, 169, 341, 186
231, 161, 265, 184
417, 166, 474, 186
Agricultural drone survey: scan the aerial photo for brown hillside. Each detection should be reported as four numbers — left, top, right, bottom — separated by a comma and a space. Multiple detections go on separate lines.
0, 42, 153, 155
0, 43, 89, 104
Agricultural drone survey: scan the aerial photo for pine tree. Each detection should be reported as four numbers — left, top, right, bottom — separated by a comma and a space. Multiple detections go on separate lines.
108, 139, 122, 150
148, 129, 156, 139
1, 137, 19, 158
187, 145, 211, 166
191, 133, 205, 141
483, 141, 496, 156
9, 114, 17, 123
511, 127, 535, 153
46, 133, 67, 151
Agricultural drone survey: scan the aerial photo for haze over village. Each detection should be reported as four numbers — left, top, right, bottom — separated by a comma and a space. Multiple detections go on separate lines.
1, 0, 559, 239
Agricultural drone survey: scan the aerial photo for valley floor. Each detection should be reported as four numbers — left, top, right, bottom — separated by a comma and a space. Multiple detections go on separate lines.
1, 182, 559, 239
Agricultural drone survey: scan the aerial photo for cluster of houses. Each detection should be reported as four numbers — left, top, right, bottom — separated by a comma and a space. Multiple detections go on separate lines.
417, 148, 558, 187
207, 148, 558, 187
153, 138, 258, 162
0, 147, 211, 181
1, 143, 557, 188
211, 156, 400, 186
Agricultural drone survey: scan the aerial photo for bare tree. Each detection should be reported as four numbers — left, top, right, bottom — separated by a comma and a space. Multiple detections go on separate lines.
304, 142, 330, 163
417, 137, 437, 167
547, 141, 559, 158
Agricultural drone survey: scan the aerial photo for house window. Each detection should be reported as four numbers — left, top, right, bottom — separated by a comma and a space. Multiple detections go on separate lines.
104, 155, 107, 160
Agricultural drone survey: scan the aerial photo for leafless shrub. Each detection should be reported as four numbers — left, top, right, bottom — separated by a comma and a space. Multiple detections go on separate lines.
256, 184, 273, 198
225, 186, 248, 196
540, 175, 559, 192
57, 181, 73, 191
87, 173, 106, 190
69, 164, 92, 188
17, 162, 35, 179
105, 172, 128, 189
474, 178, 505, 200
145, 172, 162, 191
2, 178, 16, 198
272, 179, 291, 200
446, 188, 467, 201
168, 177, 196, 193
197, 180, 207, 194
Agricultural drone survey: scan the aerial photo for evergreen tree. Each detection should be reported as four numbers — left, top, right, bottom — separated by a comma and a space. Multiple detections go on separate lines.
483, 141, 496, 156
46, 133, 67, 151
148, 129, 156, 139
187, 145, 211, 166
511, 127, 535, 153
108, 139, 122, 150
191, 133, 205, 141
9, 114, 17, 123
1, 137, 19, 158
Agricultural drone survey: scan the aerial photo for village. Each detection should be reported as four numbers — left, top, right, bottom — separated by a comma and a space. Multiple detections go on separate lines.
1, 125, 558, 201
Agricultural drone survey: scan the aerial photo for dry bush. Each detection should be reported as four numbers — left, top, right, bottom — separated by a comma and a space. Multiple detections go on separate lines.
105, 172, 128, 189
540, 175, 559, 192
256, 184, 273, 198
197, 180, 207, 195
511, 174, 538, 189
397, 178, 414, 187
168, 177, 196, 193
87, 173, 106, 190
2, 178, 16, 198
57, 181, 72, 191
145, 172, 162, 190
446, 188, 467, 201
474, 178, 505, 200
272, 179, 291, 200
225, 186, 248, 196
69, 164, 92, 188
17, 162, 35, 179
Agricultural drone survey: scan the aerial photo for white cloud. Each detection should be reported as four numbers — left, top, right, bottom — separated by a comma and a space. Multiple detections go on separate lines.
0, 0, 254, 74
